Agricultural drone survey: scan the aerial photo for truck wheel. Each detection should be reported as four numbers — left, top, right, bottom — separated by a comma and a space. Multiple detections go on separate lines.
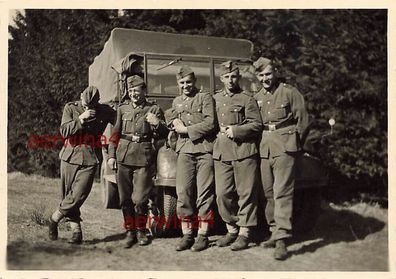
163, 187, 177, 220
154, 186, 179, 237
293, 188, 322, 234
100, 162, 120, 209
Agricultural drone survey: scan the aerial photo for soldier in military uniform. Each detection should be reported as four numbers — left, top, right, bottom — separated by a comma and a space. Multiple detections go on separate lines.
213, 61, 262, 251
253, 57, 309, 260
107, 75, 168, 248
48, 86, 115, 244
167, 66, 217, 252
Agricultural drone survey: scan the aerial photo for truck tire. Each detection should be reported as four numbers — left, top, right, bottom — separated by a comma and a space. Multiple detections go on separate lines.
293, 188, 322, 234
153, 186, 179, 237
163, 187, 177, 220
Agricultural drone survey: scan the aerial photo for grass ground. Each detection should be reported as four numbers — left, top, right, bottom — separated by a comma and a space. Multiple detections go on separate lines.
7, 172, 388, 271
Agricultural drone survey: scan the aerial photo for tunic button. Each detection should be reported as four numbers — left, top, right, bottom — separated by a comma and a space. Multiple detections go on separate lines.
268, 112, 271, 114
223, 104, 226, 106
187, 113, 191, 116
221, 113, 225, 116
267, 101, 270, 104
234, 109, 237, 111
188, 121, 192, 124
221, 123, 224, 125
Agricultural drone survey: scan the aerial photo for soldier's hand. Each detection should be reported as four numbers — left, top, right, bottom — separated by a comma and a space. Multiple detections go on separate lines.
225, 126, 234, 139
146, 112, 159, 126
107, 158, 117, 170
79, 109, 96, 123
172, 119, 188, 134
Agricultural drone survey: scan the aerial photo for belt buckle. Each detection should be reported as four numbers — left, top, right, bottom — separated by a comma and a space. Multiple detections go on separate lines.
268, 124, 276, 132
220, 126, 228, 133
132, 135, 140, 142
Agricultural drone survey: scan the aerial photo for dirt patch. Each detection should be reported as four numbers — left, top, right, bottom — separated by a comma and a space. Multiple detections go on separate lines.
7, 172, 388, 271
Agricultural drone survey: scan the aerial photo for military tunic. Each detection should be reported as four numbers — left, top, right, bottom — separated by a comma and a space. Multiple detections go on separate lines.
108, 100, 167, 230
254, 82, 309, 240
213, 89, 262, 228
58, 101, 115, 221
168, 89, 217, 229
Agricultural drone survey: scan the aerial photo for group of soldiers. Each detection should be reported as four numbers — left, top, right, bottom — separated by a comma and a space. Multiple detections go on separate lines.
48, 57, 309, 261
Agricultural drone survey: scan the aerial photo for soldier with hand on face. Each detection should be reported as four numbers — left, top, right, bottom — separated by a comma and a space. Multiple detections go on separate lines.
48, 86, 115, 244
107, 75, 168, 248
253, 57, 309, 260
168, 66, 217, 252
213, 61, 263, 251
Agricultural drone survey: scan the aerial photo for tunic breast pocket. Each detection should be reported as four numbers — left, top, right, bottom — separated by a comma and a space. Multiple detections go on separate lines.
274, 101, 290, 119
191, 104, 204, 122
122, 114, 133, 133
175, 104, 184, 114
229, 105, 244, 125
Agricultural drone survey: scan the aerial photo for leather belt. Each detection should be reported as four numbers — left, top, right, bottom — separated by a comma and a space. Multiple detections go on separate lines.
263, 122, 295, 131
121, 134, 150, 143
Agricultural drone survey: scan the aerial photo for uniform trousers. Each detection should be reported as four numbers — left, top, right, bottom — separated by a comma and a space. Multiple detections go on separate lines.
260, 152, 296, 240
214, 156, 258, 228
59, 160, 97, 222
176, 153, 215, 227
117, 163, 152, 231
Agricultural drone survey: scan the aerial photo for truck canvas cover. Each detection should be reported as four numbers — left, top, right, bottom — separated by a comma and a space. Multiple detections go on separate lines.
89, 28, 253, 103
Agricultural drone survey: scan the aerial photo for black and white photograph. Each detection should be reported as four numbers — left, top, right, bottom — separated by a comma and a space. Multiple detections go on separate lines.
5, 4, 391, 275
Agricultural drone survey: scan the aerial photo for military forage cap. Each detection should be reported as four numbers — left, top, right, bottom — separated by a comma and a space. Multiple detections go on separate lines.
218, 60, 239, 76
127, 75, 145, 88
82, 86, 100, 105
176, 65, 195, 80
253, 57, 272, 72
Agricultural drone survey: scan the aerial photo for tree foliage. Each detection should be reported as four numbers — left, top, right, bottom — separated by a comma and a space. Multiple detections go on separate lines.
8, 9, 387, 185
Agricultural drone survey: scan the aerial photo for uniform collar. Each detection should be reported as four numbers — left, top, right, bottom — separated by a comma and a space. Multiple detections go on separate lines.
182, 88, 198, 100
222, 87, 242, 97
132, 100, 146, 109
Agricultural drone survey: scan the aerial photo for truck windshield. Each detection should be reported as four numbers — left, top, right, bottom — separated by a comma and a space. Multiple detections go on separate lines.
147, 57, 211, 96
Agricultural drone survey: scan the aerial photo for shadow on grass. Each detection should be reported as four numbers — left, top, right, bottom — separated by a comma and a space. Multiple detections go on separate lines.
84, 232, 126, 244
289, 206, 386, 256
7, 240, 82, 269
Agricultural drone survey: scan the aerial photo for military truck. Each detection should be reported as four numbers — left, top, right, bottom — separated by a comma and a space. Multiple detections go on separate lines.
89, 28, 329, 235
